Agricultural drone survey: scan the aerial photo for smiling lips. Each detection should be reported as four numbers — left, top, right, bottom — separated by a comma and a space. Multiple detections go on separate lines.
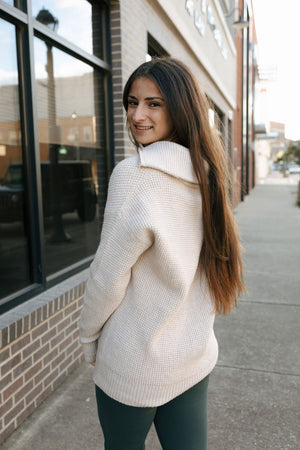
135, 125, 153, 131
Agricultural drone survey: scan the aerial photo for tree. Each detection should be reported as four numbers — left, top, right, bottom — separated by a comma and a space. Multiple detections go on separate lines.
285, 141, 300, 165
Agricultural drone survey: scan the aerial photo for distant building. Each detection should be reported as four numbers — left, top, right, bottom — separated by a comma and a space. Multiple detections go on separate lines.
254, 123, 275, 179
254, 74, 288, 179
269, 122, 287, 161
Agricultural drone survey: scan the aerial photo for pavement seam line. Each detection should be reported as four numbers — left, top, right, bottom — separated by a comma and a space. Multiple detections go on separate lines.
239, 300, 300, 307
216, 364, 300, 378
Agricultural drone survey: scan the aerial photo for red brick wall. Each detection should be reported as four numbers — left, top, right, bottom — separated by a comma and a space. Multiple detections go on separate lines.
110, 2, 127, 164
232, 22, 243, 208
0, 281, 86, 445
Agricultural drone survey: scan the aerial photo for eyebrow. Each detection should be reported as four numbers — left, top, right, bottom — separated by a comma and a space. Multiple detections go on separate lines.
128, 95, 165, 101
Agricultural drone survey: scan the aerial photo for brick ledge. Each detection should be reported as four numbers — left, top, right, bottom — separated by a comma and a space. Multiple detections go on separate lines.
0, 269, 89, 348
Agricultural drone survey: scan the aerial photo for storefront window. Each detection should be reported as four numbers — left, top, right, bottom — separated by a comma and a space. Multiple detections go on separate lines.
1, 1, 25, 11
0, 19, 31, 298
147, 34, 169, 59
32, 0, 103, 58
34, 37, 106, 276
0, 0, 109, 311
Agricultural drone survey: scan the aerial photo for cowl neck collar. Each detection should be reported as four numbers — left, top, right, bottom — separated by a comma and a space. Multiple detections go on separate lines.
138, 141, 198, 184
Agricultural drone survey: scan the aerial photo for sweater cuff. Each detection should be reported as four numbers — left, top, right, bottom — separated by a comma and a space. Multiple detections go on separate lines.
81, 341, 98, 363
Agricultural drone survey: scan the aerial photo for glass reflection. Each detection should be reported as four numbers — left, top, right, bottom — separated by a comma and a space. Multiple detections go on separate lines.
34, 37, 107, 276
2, 0, 24, 9
32, 0, 103, 58
0, 19, 31, 298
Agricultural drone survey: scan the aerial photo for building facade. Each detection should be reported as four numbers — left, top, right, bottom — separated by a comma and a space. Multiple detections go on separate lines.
0, 0, 255, 443
231, 0, 256, 205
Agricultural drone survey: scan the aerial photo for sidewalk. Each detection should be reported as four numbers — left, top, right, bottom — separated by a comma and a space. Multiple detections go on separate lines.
2, 175, 300, 450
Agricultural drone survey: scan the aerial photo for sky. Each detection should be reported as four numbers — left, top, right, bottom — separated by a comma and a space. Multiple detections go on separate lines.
252, 0, 300, 140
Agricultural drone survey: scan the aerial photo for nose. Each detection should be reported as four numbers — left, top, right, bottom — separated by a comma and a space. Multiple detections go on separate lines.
132, 103, 146, 122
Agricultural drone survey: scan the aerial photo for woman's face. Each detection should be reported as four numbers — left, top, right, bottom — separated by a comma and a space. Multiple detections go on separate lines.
127, 77, 173, 146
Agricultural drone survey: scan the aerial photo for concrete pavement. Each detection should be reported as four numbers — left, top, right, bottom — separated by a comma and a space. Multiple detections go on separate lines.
2, 174, 300, 450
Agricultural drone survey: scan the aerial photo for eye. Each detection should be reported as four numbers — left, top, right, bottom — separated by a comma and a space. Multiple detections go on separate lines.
149, 101, 161, 107
128, 99, 138, 106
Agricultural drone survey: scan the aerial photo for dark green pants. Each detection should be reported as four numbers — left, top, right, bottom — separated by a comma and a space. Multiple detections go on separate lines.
95, 375, 209, 450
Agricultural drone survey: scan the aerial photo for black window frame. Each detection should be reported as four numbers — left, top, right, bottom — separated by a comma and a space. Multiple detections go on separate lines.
0, 0, 114, 313
147, 33, 169, 58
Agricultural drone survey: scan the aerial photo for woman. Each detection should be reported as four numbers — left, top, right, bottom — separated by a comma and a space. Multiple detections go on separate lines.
79, 58, 245, 449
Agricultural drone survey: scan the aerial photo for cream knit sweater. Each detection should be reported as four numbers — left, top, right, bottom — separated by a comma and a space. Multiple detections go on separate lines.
79, 141, 218, 407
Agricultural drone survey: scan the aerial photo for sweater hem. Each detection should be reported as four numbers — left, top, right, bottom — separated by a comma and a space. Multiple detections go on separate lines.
92, 351, 218, 407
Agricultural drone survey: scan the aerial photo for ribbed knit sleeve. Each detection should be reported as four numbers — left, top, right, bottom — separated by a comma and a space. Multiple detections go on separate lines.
79, 156, 153, 362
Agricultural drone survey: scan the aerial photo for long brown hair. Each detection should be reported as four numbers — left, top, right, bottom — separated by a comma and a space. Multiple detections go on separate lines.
123, 57, 246, 314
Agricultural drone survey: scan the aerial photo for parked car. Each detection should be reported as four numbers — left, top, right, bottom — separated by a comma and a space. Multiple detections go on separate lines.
0, 161, 97, 223
288, 164, 300, 174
